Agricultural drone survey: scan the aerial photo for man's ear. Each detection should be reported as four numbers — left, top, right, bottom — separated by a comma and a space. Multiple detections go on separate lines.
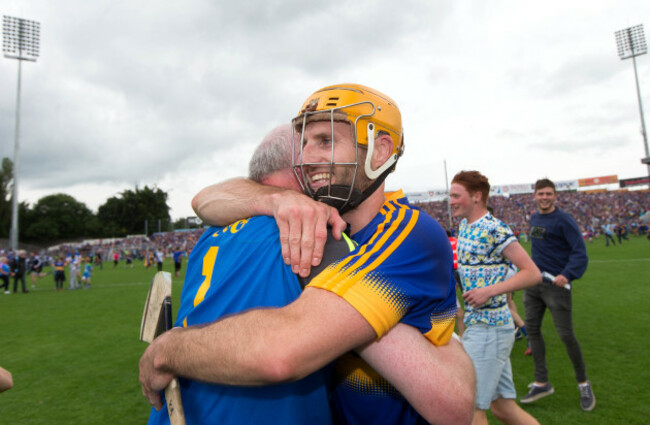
371, 134, 394, 169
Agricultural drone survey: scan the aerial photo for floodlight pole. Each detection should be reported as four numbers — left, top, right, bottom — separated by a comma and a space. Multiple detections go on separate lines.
3, 16, 40, 251
10, 55, 23, 251
631, 53, 650, 177
615, 24, 649, 180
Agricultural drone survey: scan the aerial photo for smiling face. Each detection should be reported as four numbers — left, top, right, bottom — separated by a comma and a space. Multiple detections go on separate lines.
297, 120, 372, 194
533, 186, 557, 214
449, 182, 480, 220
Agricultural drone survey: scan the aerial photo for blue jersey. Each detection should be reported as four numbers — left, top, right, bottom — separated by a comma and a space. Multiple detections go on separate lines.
307, 190, 457, 425
82, 264, 92, 278
147, 216, 332, 425
54, 260, 65, 272
172, 251, 183, 263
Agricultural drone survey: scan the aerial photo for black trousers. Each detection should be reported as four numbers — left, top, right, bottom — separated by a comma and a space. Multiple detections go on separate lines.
13, 273, 27, 292
0, 275, 8, 291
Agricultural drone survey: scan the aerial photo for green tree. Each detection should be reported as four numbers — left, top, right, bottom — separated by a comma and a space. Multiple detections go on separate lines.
22, 194, 98, 243
97, 186, 170, 237
0, 158, 14, 239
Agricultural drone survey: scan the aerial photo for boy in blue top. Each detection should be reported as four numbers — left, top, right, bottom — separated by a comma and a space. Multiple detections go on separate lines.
81, 261, 93, 289
521, 178, 595, 411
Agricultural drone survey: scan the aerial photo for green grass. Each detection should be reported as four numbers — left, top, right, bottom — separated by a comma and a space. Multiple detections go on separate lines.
0, 236, 648, 424
503, 235, 650, 425
0, 262, 183, 424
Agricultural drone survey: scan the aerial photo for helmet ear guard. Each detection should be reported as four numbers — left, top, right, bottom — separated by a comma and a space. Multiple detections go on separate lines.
364, 122, 402, 180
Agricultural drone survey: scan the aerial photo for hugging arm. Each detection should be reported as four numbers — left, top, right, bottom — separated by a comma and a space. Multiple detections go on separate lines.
192, 178, 346, 277
358, 326, 475, 425
140, 287, 376, 409
141, 287, 475, 424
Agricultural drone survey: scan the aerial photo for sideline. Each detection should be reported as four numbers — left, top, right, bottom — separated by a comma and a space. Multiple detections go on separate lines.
589, 258, 650, 263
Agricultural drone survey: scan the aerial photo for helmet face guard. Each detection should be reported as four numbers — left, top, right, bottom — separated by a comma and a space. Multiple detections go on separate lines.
291, 102, 373, 212
291, 84, 404, 214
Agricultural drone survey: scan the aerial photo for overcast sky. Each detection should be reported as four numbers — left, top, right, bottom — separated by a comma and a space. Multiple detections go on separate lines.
2, 1, 649, 220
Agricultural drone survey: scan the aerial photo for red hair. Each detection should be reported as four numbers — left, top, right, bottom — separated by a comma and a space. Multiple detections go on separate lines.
451, 170, 490, 205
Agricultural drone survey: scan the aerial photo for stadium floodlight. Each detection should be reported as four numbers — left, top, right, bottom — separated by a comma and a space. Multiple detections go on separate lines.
615, 24, 649, 181
3, 15, 40, 251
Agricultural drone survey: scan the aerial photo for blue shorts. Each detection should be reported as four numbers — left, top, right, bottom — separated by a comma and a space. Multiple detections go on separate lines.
462, 322, 517, 410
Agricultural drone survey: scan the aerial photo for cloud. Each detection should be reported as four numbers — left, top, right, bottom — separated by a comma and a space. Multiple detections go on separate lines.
1, 0, 649, 219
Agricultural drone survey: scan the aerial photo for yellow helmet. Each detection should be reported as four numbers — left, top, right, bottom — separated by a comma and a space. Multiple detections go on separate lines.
293, 83, 404, 178
291, 83, 405, 212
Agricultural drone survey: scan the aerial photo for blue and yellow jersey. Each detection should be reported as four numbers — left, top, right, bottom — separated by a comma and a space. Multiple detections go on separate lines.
307, 190, 457, 425
54, 260, 65, 272
148, 216, 332, 425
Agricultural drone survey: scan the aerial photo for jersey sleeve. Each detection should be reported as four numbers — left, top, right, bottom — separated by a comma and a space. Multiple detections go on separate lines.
307, 207, 457, 345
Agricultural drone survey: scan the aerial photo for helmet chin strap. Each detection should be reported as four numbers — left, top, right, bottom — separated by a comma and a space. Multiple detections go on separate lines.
311, 163, 396, 215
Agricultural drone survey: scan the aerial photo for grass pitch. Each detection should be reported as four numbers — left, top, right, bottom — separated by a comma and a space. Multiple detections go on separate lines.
506, 235, 650, 425
0, 236, 648, 424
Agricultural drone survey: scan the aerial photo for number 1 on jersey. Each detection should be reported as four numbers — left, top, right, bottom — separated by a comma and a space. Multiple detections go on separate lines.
193, 246, 219, 307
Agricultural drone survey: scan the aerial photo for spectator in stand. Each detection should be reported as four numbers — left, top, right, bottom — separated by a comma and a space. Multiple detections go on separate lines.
416, 187, 650, 238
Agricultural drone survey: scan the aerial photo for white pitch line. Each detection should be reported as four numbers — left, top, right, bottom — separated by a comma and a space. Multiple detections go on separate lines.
589, 258, 650, 263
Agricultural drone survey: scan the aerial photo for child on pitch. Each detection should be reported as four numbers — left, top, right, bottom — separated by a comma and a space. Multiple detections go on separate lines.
81, 260, 93, 289
53, 256, 66, 292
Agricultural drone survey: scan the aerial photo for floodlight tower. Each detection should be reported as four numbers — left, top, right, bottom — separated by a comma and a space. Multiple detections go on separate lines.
615, 24, 649, 180
2, 16, 40, 251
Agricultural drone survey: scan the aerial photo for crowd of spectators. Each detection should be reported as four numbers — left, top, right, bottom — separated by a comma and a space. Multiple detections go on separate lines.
416, 189, 649, 239
1, 189, 647, 266
1, 229, 205, 270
